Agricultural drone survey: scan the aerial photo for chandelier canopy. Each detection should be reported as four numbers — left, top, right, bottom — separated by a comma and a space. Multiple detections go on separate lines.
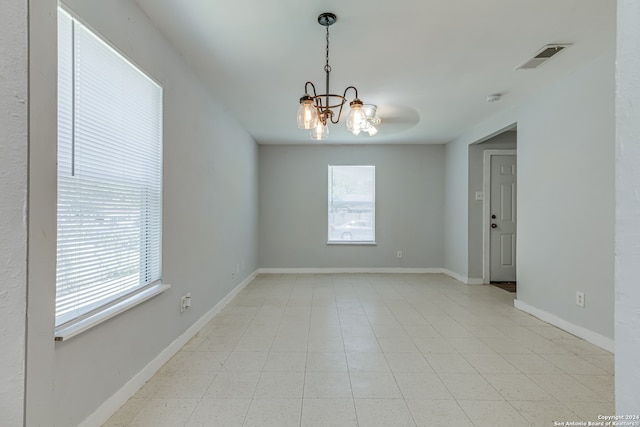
297, 13, 378, 140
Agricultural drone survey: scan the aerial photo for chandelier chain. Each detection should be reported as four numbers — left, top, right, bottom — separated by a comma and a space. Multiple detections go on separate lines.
324, 25, 331, 73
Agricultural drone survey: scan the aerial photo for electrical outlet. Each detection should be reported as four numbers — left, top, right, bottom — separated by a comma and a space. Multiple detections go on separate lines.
576, 291, 585, 308
397, 250, 403, 259
180, 293, 192, 313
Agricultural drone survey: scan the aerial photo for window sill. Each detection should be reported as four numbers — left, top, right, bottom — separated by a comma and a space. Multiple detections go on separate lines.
327, 241, 378, 246
54, 283, 171, 342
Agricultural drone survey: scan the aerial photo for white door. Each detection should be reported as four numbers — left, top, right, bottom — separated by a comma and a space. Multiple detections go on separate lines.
489, 155, 517, 282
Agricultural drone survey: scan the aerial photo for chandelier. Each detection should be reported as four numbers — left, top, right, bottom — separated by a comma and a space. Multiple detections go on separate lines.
296, 13, 378, 140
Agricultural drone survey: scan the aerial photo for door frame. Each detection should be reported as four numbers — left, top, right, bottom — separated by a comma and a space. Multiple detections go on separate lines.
482, 149, 517, 284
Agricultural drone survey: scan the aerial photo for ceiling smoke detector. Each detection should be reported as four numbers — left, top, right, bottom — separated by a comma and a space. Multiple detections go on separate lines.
515, 44, 572, 70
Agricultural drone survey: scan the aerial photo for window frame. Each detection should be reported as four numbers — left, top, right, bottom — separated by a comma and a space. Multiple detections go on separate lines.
54, 7, 168, 341
327, 165, 377, 245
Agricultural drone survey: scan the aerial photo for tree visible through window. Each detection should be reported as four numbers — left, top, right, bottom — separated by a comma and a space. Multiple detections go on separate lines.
328, 165, 375, 243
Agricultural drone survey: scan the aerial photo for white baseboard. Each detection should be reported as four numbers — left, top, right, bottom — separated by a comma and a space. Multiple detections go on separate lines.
514, 299, 614, 353
257, 267, 481, 285
79, 269, 259, 427
439, 269, 483, 285
258, 267, 443, 274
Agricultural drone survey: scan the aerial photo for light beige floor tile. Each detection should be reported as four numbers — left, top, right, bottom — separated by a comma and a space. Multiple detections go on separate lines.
219, 351, 267, 372
343, 336, 382, 353
510, 400, 579, 427
385, 353, 434, 373
350, 372, 402, 398
377, 336, 419, 353
106, 273, 616, 426
401, 324, 441, 338
462, 352, 520, 374
423, 353, 476, 373
556, 338, 612, 355
445, 337, 495, 354
156, 351, 192, 376
480, 336, 534, 354
233, 334, 274, 352
184, 398, 250, 427
406, 398, 473, 427
571, 374, 615, 401
128, 398, 199, 427
243, 398, 302, 427
581, 354, 614, 374
394, 372, 452, 399
154, 373, 215, 399
271, 335, 309, 352
177, 351, 227, 375
181, 336, 206, 352
346, 352, 391, 372
563, 401, 616, 422
203, 372, 260, 398
301, 398, 358, 427
306, 352, 348, 372
196, 335, 240, 352
254, 371, 305, 398
303, 372, 352, 398
133, 375, 168, 399
542, 354, 609, 375
354, 399, 416, 427
263, 351, 307, 371
438, 373, 503, 400
307, 335, 344, 352
457, 400, 530, 427
102, 398, 147, 427
431, 324, 473, 338
483, 373, 554, 401
413, 337, 457, 354
501, 353, 564, 374
528, 374, 606, 402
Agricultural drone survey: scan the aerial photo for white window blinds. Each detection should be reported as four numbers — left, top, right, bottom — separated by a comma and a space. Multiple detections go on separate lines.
56, 9, 163, 327
328, 165, 376, 243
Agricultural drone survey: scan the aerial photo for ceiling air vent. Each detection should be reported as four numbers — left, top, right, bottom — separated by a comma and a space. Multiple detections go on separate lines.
515, 44, 571, 70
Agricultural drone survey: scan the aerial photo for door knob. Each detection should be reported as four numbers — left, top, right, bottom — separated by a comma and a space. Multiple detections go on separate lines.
491, 223, 497, 228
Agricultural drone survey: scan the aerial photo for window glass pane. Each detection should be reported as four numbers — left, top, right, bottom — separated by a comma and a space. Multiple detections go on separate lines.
328, 165, 375, 242
56, 9, 162, 326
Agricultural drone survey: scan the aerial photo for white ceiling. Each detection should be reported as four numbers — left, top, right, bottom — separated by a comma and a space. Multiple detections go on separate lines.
134, 0, 615, 145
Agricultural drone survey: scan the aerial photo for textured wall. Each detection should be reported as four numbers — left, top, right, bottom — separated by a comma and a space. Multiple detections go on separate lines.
0, 0, 28, 424
615, 0, 640, 414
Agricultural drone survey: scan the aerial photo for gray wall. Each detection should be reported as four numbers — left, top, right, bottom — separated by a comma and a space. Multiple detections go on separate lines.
615, 0, 640, 413
467, 132, 517, 279
444, 138, 470, 278
258, 145, 445, 269
25, 1, 259, 425
0, 0, 28, 424
516, 52, 614, 341
444, 52, 615, 343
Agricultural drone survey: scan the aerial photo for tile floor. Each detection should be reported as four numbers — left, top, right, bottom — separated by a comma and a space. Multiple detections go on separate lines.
104, 273, 614, 427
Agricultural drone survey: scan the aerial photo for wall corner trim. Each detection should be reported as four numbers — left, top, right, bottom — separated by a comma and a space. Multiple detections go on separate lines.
514, 299, 614, 353
78, 269, 259, 427
440, 269, 483, 285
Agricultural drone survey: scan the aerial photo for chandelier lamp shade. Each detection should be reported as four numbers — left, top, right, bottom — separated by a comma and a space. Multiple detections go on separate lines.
297, 13, 378, 139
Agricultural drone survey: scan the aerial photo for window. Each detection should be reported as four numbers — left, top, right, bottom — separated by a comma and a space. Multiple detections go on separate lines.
56, 9, 163, 332
328, 165, 376, 244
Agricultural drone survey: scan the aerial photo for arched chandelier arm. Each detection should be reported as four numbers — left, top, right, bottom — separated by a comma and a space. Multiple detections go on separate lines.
304, 81, 318, 98
343, 85, 359, 101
